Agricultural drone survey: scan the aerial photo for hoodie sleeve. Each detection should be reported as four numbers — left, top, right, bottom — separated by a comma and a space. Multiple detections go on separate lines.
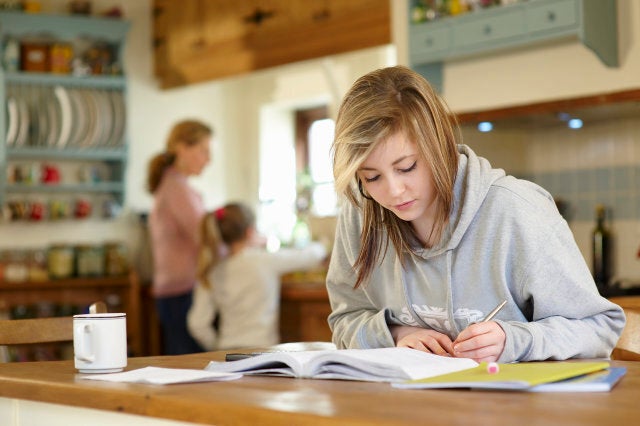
496, 208, 625, 363
326, 202, 396, 349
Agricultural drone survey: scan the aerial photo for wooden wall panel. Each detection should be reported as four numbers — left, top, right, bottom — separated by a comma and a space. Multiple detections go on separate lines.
153, 0, 391, 89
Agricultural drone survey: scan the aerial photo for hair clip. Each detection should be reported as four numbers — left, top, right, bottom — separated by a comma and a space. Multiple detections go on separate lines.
214, 207, 225, 221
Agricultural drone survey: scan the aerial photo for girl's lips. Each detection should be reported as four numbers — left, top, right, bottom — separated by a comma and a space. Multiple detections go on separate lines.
395, 200, 415, 211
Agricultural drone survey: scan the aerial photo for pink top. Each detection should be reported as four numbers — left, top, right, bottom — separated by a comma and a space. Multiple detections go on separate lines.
149, 167, 205, 297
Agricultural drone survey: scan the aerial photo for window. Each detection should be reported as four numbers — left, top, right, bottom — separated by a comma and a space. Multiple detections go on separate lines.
295, 107, 337, 217
258, 105, 336, 247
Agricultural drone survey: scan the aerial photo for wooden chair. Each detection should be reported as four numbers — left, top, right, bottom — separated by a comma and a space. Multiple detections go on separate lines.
0, 316, 73, 346
0, 300, 108, 347
611, 308, 640, 361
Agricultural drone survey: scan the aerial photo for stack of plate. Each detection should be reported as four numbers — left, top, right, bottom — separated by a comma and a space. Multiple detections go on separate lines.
5, 84, 126, 149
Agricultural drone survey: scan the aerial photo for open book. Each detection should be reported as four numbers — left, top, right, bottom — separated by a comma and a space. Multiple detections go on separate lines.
205, 347, 479, 383
392, 361, 614, 391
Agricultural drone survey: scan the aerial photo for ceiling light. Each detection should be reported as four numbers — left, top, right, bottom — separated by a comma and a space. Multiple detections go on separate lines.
477, 121, 493, 132
568, 118, 583, 129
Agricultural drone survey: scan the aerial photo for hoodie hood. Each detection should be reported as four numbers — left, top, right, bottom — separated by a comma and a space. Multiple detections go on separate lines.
423, 144, 505, 256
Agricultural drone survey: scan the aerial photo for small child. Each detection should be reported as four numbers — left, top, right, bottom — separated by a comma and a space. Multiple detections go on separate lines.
187, 202, 327, 350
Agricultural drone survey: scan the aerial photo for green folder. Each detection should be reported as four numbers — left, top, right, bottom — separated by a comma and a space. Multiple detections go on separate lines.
392, 361, 610, 390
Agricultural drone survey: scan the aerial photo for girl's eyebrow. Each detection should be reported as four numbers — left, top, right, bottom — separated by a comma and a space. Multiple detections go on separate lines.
358, 154, 416, 171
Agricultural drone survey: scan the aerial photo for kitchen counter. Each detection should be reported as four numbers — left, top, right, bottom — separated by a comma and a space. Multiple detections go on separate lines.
280, 270, 331, 342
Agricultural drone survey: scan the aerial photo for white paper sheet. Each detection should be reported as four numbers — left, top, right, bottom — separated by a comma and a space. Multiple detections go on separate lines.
79, 366, 242, 385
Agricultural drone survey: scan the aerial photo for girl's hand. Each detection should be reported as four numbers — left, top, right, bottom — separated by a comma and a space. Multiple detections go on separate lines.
452, 321, 506, 362
391, 325, 455, 356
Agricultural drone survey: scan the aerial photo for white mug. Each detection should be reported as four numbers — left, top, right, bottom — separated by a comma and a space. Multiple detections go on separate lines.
73, 313, 127, 373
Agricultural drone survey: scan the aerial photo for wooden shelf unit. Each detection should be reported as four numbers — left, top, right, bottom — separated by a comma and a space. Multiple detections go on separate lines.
0, 271, 142, 357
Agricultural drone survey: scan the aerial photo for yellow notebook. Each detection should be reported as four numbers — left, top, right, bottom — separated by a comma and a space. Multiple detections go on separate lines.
392, 361, 610, 391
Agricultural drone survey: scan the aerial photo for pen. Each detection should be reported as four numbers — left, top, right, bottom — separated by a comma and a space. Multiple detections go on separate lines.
481, 300, 507, 322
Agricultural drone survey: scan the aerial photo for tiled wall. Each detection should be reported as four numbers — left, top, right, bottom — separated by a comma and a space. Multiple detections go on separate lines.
528, 165, 639, 222
462, 115, 640, 282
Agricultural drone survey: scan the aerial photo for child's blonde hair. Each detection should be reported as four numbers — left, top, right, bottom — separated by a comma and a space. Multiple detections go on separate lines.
197, 202, 255, 288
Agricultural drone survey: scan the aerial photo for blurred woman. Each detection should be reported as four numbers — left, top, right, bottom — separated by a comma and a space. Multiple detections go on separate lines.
147, 119, 212, 355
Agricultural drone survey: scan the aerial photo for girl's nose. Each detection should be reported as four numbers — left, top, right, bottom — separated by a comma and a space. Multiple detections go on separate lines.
386, 176, 405, 197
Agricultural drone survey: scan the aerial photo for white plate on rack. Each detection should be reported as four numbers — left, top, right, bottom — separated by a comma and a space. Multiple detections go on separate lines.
6, 96, 18, 146
67, 88, 88, 148
90, 89, 108, 147
110, 91, 125, 147
98, 90, 114, 147
54, 85, 72, 148
45, 87, 60, 148
21, 87, 36, 147
34, 86, 49, 147
15, 94, 30, 147
79, 89, 98, 148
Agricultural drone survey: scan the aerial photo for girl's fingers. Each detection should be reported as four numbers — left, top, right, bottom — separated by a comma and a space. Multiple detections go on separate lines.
453, 322, 506, 361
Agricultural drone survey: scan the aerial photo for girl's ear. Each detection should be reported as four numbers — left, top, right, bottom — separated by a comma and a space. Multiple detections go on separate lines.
246, 226, 266, 248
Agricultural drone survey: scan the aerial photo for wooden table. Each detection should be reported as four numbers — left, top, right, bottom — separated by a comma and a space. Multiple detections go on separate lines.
0, 351, 639, 426
609, 295, 640, 311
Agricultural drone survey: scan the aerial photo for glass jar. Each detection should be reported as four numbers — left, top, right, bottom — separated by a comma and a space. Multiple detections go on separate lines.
47, 245, 75, 279
27, 249, 49, 282
75, 244, 105, 277
104, 242, 128, 276
49, 42, 73, 74
3, 249, 29, 282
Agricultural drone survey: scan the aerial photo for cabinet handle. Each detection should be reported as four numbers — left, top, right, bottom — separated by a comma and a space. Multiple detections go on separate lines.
547, 11, 556, 22
483, 25, 492, 36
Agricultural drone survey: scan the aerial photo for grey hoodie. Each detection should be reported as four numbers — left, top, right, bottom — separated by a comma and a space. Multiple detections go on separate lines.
326, 144, 625, 363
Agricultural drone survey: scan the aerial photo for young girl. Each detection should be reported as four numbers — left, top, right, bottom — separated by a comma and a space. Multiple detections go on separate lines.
187, 203, 327, 350
326, 66, 625, 363
148, 119, 212, 355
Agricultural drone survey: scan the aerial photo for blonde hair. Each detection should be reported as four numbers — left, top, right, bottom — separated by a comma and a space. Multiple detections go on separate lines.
197, 203, 255, 289
147, 119, 213, 193
332, 65, 460, 288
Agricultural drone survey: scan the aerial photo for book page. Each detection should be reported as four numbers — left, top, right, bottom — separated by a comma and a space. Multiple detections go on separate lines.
309, 347, 478, 381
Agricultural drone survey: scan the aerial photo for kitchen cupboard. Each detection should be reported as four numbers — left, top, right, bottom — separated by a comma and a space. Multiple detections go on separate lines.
279, 272, 332, 343
409, 0, 618, 92
0, 11, 129, 218
152, 0, 391, 88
